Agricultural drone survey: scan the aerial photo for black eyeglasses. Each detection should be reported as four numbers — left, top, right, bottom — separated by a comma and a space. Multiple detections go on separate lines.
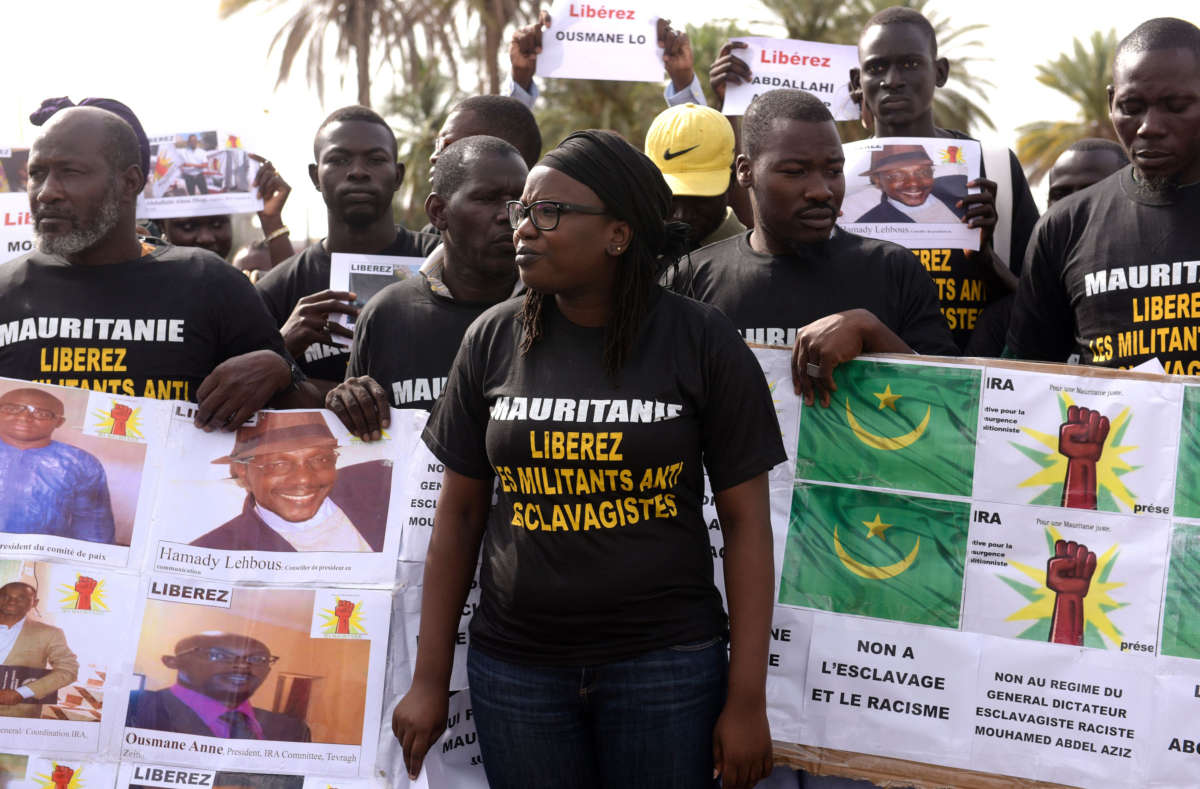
506, 200, 606, 231
176, 647, 280, 666
0, 403, 59, 421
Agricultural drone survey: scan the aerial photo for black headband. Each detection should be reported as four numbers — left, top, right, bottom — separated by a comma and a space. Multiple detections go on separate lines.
30, 96, 151, 178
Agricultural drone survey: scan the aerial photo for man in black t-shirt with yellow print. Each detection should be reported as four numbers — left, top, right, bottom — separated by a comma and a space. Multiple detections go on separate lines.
682, 89, 956, 408
849, 7, 1040, 355
1008, 18, 1200, 374
0, 101, 315, 428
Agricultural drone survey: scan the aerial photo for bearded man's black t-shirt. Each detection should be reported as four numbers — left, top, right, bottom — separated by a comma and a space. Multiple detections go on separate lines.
1008, 168, 1200, 374
347, 273, 510, 410
679, 228, 958, 356
254, 228, 440, 382
0, 243, 289, 400
423, 287, 787, 665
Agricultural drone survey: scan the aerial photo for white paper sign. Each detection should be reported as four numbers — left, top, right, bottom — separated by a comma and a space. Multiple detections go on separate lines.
536, 1, 663, 83
328, 253, 425, 347
721, 37, 859, 120
13, 755, 119, 789
1145, 660, 1200, 787
839, 137, 982, 250
137, 132, 262, 219
0, 380, 169, 570
963, 501, 1169, 653
803, 614, 980, 766
0, 146, 32, 264
118, 581, 390, 777
148, 408, 411, 586
378, 691, 488, 789
969, 637, 1151, 786
973, 366, 1182, 515
116, 760, 370, 789
0, 560, 138, 756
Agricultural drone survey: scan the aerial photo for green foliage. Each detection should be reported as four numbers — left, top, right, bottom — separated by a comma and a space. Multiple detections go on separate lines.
219, 0, 464, 107
382, 55, 463, 230
1016, 29, 1119, 184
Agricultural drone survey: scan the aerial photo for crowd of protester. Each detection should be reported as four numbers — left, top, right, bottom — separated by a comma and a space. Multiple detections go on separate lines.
2, 7, 1198, 788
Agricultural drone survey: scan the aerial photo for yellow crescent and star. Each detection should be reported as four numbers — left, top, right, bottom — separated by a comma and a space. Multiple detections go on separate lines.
844, 383, 931, 451
830, 382, 926, 577
833, 513, 921, 580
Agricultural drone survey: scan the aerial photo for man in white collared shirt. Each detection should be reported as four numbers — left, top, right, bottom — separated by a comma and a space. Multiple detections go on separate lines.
0, 581, 79, 718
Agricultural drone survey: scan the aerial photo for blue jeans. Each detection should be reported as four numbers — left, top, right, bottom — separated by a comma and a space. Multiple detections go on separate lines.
467, 638, 728, 789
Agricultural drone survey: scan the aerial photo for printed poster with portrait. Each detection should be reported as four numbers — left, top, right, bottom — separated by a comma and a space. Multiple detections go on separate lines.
0, 560, 138, 755
137, 132, 262, 219
838, 136, 982, 250
0, 378, 168, 568
116, 761, 371, 789
0, 147, 33, 264
328, 254, 425, 348
0, 753, 119, 789
148, 408, 413, 586
115, 578, 389, 777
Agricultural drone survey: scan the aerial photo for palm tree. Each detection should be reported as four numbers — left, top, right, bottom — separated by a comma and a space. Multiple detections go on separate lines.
218, 0, 459, 108
1016, 29, 1119, 183
382, 56, 463, 229
761, 0, 994, 142
459, 0, 533, 95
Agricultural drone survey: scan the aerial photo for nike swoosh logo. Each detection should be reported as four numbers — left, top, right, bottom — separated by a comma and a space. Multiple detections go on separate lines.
663, 145, 700, 160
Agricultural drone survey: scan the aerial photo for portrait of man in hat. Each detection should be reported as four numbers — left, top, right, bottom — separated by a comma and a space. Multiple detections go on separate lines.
189, 412, 390, 552
846, 143, 967, 223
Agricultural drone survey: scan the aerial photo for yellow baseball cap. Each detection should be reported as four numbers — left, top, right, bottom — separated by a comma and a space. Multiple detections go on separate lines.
645, 103, 735, 198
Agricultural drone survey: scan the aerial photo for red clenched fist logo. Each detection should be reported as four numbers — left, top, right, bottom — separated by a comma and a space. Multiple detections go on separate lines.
74, 576, 97, 610
1059, 405, 1109, 510
1046, 539, 1096, 646
334, 599, 356, 634
51, 765, 74, 789
108, 403, 133, 436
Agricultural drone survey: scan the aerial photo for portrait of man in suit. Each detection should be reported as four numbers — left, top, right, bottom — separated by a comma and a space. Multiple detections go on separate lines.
189, 412, 390, 552
124, 631, 311, 742
0, 581, 79, 718
848, 144, 968, 224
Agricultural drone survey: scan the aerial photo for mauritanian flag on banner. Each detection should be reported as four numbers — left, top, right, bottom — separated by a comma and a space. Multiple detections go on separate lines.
795, 359, 980, 497
1161, 523, 1200, 660
781, 484, 970, 627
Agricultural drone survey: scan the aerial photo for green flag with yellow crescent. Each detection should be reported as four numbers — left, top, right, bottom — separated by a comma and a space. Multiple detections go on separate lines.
1173, 387, 1200, 518
780, 484, 969, 627
795, 359, 980, 496
1161, 523, 1200, 659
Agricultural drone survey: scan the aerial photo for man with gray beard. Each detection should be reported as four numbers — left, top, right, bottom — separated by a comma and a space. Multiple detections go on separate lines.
1007, 18, 1200, 375
0, 101, 318, 426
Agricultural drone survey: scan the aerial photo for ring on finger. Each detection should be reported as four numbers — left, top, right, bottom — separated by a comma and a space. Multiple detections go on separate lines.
806, 362, 822, 378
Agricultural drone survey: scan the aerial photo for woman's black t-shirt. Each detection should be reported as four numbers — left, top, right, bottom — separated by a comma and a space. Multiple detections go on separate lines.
423, 287, 787, 666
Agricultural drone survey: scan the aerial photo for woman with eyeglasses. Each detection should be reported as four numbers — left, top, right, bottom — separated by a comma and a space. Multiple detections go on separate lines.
392, 130, 784, 789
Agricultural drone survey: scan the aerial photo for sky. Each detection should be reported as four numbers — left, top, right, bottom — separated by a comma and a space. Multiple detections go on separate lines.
4, 0, 1196, 242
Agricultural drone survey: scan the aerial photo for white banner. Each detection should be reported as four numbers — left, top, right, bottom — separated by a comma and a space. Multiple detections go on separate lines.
536, 1, 663, 82
721, 36, 859, 120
